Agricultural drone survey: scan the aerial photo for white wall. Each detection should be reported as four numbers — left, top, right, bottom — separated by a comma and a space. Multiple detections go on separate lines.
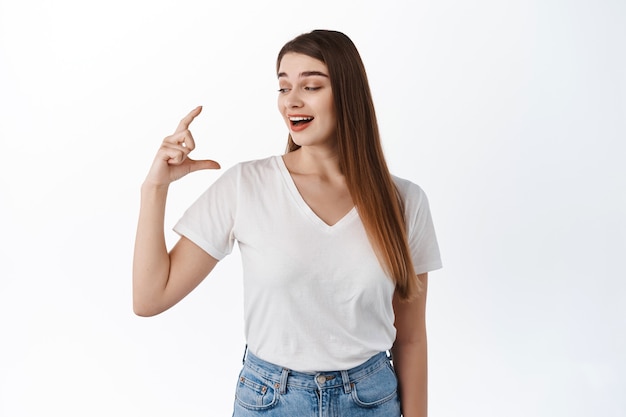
1, 0, 624, 416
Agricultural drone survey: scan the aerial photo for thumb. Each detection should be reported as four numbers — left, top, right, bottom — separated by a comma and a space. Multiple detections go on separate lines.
188, 158, 221, 172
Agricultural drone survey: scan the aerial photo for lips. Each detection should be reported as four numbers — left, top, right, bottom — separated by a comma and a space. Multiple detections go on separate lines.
288, 115, 314, 132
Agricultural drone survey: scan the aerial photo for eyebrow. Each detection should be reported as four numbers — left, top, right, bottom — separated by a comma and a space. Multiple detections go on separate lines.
277, 70, 329, 79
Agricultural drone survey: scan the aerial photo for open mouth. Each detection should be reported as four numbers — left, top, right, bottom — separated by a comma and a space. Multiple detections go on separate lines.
289, 116, 314, 127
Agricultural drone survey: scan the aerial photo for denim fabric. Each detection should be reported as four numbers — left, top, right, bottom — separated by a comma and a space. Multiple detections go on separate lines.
232, 350, 401, 417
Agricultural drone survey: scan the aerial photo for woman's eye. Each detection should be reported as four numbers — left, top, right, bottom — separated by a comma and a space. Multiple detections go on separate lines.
278, 86, 320, 93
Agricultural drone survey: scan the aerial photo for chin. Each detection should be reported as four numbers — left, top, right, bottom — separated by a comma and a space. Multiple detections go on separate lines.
291, 132, 335, 148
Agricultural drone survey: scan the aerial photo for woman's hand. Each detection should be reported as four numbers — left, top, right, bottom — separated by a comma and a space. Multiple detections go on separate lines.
144, 106, 221, 187
133, 106, 221, 317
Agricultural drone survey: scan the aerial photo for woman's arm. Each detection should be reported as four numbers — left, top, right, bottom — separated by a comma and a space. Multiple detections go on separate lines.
132, 106, 221, 317
391, 273, 429, 417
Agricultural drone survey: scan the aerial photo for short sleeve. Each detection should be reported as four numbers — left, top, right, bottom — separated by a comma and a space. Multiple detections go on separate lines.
172, 164, 240, 260
396, 178, 443, 274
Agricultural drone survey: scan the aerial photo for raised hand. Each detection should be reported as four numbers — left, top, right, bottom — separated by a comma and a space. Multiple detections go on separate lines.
144, 106, 221, 187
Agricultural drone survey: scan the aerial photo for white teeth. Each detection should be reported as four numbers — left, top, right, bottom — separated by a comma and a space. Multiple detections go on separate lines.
289, 116, 313, 122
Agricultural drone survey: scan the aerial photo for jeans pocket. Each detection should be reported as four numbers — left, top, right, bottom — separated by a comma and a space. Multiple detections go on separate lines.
235, 368, 279, 411
350, 362, 399, 408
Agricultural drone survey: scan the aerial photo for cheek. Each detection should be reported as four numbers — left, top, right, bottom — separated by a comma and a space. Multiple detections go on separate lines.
323, 98, 337, 122
277, 98, 287, 119
322, 92, 335, 115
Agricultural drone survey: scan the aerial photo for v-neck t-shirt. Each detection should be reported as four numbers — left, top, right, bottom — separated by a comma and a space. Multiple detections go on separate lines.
174, 155, 442, 372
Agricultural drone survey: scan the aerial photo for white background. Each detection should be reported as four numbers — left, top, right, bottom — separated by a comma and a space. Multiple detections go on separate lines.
1, 0, 625, 416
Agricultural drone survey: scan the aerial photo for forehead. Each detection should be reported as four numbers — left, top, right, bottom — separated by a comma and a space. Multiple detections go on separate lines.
277, 53, 328, 77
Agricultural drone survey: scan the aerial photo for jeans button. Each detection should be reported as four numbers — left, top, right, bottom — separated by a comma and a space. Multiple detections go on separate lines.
316, 375, 326, 384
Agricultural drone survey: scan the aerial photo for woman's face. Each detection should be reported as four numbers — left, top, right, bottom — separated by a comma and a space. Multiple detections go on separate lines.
277, 53, 336, 149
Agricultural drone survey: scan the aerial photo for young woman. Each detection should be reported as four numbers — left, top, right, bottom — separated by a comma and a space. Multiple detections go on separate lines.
133, 30, 442, 417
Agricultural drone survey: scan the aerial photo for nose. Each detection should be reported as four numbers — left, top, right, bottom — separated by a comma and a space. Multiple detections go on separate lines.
284, 90, 303, 109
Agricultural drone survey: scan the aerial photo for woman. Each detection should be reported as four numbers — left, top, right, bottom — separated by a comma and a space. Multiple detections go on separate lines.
133, 30, 441, 417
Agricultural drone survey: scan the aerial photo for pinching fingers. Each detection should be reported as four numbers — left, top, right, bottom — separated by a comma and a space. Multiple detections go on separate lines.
164, 129, 196, 151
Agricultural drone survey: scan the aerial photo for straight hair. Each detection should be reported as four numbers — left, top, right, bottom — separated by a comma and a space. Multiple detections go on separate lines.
277, 30, 421, 301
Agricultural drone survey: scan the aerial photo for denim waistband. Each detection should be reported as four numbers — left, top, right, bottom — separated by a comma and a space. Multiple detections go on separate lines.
241, 349, 392, 394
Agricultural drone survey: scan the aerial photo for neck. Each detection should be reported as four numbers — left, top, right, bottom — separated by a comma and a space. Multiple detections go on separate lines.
286, 145, 342, 178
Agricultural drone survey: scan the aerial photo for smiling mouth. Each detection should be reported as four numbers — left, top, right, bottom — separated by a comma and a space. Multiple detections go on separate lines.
289, 116, 314, 127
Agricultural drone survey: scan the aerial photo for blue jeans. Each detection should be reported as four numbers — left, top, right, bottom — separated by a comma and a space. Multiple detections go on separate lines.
232, 350, 401, 417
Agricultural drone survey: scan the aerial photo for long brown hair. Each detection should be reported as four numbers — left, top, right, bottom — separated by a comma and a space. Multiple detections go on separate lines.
277, 30, 421, 301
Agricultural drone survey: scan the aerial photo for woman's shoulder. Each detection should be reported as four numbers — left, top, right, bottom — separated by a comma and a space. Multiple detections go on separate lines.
231, 155, 281, 171
219, 155, 282, 177
391, 174, 427, 203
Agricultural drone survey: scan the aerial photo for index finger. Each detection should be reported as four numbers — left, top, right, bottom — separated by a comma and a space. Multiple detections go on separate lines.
175, 106, 203, 133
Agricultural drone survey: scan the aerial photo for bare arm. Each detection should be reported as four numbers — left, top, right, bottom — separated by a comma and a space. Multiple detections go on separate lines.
391, 273, 429, 417
132, 106, 221, 317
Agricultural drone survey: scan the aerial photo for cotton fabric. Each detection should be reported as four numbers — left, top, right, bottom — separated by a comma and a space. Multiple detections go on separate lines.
174, 155, 442, 371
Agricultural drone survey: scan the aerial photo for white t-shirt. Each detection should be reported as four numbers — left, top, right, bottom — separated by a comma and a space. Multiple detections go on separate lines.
174, 155, 442, 372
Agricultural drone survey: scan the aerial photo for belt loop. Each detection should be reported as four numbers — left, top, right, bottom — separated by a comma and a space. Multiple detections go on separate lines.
241, 344, 248, 365
279, 368, 290, 394
341, 370, 351, 394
